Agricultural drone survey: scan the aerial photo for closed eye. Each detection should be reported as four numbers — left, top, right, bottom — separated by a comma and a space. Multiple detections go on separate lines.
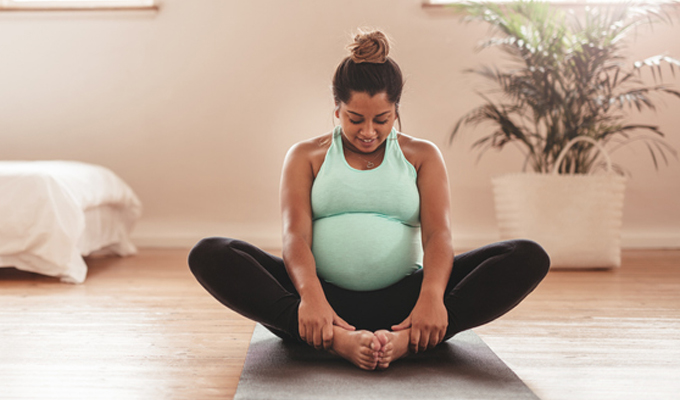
349, 118, 389, 125
349, 119, 388, 125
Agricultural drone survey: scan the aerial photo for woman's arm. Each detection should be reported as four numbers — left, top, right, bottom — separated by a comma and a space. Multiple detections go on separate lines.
392, 138, 454, 353
280, 141, 355, 350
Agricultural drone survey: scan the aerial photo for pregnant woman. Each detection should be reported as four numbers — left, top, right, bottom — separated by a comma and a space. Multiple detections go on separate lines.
188, 29, 550, 370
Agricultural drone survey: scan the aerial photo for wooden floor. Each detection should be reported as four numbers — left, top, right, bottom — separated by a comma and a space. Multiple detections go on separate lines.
1, 249, 679, 400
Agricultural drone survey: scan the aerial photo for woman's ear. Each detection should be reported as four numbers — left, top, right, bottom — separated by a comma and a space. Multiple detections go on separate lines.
334, 106, 340, 119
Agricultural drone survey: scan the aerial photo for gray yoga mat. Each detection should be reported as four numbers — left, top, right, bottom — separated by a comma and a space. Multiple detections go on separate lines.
234, 324, 540, 400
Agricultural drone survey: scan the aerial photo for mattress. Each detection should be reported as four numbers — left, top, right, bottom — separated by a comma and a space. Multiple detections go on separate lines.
0, 161, 142, 283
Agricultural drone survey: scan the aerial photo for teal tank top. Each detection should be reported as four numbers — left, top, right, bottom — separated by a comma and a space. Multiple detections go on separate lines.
311, 126, 423, 291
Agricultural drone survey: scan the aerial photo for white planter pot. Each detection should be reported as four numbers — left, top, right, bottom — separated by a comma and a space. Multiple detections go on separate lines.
491, 137, 627, 269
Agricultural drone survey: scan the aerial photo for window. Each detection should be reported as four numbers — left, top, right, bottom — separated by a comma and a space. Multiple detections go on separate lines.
0, 0, 157, 11
424, 0, 674, 5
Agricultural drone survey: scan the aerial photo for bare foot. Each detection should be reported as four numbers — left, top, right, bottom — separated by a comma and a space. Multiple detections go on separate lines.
329, 327, 381, 370
374, 329, 410, 369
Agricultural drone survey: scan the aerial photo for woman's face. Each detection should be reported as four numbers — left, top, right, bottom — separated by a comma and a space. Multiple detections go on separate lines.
335, 91, 397, 154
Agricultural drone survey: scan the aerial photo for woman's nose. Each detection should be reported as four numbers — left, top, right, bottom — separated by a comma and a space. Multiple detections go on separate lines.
362, 121, 376, 136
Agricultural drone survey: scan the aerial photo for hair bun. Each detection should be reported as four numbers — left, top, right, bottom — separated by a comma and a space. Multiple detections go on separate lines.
348, 29, 390, 64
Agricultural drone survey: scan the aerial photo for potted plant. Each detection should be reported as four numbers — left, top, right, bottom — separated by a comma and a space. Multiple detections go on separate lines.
449, 1, 680, 268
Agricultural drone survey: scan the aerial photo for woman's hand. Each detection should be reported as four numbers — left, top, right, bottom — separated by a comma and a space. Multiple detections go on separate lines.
392, 293, 448, 353
298, 295, 355, 350
281, 140, 356, 350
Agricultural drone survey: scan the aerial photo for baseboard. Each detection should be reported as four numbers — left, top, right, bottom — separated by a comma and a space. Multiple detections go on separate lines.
451, 231, 680, 250
131, 225, 680, 250
132, 233, 282, 250
131, 221, 282, 250
620, 231, 680, 249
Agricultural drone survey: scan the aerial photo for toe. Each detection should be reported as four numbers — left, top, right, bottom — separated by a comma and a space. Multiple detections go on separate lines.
371, 336, 381, 351
359, 346, 374, 356
360, 359, 378, 370
375, 331, 388, 346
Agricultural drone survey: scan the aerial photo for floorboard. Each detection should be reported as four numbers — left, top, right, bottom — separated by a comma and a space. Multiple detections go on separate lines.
1, 249, 679, 399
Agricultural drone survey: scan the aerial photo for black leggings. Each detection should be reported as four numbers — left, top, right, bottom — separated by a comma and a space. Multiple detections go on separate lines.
188, 238, 550, 343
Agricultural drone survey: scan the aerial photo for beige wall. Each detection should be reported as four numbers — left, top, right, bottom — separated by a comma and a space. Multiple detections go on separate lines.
1, 0, 678, 250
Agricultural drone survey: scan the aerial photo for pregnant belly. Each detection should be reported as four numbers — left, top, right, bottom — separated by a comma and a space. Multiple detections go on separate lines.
312, 213, 422, 291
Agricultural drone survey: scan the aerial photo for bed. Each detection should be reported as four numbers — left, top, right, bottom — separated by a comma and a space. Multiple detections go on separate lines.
0, 161, 142, 283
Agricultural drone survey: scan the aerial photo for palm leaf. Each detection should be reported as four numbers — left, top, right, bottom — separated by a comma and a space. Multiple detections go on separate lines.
450, 0, 679, 173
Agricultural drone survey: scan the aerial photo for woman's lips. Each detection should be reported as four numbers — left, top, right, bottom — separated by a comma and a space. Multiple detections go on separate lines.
358, 138, 376, 150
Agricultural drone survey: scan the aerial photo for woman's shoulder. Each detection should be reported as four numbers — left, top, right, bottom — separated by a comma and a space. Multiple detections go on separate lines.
284, 132, 334, 176
286, 132, 332, 156
397, 132, 439, 151
397, 132, 444, 171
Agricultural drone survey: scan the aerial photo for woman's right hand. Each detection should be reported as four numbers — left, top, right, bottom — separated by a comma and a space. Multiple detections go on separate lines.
281, 140, 355, 350
298, 295, 355, 350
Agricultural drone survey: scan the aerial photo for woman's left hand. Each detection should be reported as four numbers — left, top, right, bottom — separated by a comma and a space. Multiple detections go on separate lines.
391, 293, 448, 353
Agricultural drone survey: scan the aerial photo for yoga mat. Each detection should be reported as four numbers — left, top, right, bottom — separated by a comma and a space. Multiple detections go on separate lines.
234, 324, 540, 400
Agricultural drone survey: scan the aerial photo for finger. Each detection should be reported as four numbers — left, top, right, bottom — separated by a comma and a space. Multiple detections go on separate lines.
436, 328, 446, 346
410, 329, 421, 353
391, 317, 412, 331
435, 330, 443, 348
313, 327, 324, 350
322, 323, 334, 350
419, 329, 430, 352
333, 315, 356, 331
303, 325, 315, 347
428, 330, 440, 350
298, 323, 307, 343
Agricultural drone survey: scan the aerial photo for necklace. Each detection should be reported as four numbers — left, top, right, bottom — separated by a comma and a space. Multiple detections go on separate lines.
350, 147, 384, 169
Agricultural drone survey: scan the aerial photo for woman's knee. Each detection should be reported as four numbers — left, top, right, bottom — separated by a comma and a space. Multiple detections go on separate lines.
510, 239, 551, 278
187, 236, 238, 276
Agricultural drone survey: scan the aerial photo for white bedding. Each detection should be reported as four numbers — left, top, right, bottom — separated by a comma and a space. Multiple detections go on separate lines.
0, 161, 142, 283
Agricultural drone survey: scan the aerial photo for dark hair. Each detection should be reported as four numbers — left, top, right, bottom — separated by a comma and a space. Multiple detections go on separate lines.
332, 30, 404, 108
